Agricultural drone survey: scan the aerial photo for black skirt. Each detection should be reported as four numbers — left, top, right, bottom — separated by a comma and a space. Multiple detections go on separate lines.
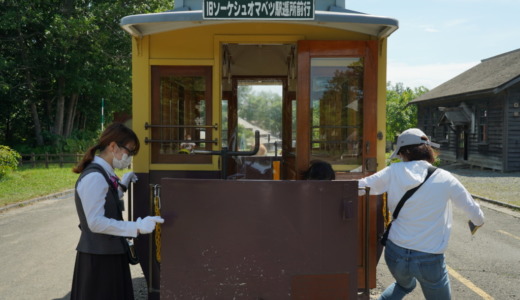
71, 251, 134, 300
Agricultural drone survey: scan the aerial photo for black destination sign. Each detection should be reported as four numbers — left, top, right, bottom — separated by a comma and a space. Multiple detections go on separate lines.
203, 0, 315, 20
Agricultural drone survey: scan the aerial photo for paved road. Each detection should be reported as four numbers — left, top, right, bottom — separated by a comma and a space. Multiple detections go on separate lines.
372, 201, 520, 299
1, 193, 519, 299
0, 193, 147, 300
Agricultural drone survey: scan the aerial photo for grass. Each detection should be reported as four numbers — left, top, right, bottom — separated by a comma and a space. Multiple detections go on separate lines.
0, 165, 128, 208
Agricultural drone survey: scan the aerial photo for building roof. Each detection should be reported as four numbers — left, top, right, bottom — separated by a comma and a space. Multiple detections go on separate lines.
120, 5, 398, 38
411, 48, 520, 104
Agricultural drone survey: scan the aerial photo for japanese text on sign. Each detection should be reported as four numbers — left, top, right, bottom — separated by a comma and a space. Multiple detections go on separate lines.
203, 0, 315, 20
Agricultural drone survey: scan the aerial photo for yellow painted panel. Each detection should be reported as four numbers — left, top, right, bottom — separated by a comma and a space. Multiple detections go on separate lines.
149, 59, 214, 66
131, 36, 151, 173
150, 22, 370, 59
376, 38, 388, 171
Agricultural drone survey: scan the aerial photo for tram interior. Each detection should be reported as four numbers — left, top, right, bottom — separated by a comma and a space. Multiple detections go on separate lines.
221, 43, 363, 179
219, 44, 289, 178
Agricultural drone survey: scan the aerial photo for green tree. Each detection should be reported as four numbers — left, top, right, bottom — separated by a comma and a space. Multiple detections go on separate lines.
238, 88, 282, 138
0, 0, 172, 150
386, 82, 428, 144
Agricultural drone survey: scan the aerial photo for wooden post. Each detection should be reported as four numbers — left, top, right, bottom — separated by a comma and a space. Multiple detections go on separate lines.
59, 154, 63, 168
32, 153, 36, 168
45, 153, 49, 168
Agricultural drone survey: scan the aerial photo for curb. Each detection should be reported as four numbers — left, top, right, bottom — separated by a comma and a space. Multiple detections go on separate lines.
0, 189, 74, 213
472, 194, 520, 211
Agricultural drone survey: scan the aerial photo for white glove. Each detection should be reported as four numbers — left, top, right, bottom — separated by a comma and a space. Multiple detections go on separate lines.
136, 216, 165, 234
121, 172, 138, 187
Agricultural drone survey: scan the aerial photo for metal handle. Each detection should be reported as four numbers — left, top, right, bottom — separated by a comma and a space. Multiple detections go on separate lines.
145, 122, 218, 130
144, 138, 218, 145
192, 130, 260, 179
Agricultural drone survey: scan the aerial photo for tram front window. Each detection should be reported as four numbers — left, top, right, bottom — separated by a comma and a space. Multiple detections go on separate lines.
310, 58, 363, 172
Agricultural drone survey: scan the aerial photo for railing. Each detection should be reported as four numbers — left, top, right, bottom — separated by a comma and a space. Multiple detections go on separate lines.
18, 153, 83, 168
143, 122, 219, 145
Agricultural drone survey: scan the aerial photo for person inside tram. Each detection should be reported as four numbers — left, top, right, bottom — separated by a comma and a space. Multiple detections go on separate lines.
180, 133, 196, 153
254, 143, 267, 156
70, 122, 164, 300
358, 128, 484, 300
303, 160, 336, 180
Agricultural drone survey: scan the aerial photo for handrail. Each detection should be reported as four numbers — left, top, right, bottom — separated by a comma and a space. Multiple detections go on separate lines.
144, 122, 218, 130
144, 138, 218, 145
192, 130, 260, 179
311, 125, 361, 129
310, 140, 361, 144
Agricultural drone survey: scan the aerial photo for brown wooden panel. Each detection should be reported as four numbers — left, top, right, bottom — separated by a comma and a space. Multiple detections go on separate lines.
291, 273, 350, 300
160, 179, 359, 299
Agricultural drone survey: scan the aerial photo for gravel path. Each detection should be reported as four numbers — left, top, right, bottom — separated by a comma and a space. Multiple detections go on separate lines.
440, 162, 520, 207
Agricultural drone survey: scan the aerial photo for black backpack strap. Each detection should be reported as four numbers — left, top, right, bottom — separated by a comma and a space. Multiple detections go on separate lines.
380, 166, 437, 246
392, 166, 437, 220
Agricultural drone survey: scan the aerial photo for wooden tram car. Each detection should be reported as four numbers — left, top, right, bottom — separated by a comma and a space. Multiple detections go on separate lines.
120, 1, 398, 299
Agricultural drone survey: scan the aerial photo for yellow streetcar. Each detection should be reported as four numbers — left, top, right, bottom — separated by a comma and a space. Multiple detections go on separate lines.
120, 1, 398, 298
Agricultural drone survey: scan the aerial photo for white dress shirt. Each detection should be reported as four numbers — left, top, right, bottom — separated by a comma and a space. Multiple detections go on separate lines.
76, 156, 138, 238
359, 160, 485, 254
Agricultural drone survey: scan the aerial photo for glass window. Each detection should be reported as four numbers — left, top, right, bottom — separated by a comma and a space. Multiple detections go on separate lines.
151, 66, 213, 164
310, 57, 363, 172
236, 81, 282, 156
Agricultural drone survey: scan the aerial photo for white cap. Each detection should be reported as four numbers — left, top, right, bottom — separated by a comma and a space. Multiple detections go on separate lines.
390, 128, 440, 159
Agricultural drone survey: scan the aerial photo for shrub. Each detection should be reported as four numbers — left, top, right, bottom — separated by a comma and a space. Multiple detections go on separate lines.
0, 145, 22, 179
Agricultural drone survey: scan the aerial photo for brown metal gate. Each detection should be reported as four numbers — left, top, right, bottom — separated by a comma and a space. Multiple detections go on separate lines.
159, 179, 359, 299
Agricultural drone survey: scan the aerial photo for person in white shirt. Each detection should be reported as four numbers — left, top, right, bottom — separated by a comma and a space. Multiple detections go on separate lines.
70, 123, 164, 300
359, 128, 484, 300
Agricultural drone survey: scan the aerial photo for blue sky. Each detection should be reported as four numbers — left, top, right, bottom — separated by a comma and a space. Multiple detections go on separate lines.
346, 0, 520, 89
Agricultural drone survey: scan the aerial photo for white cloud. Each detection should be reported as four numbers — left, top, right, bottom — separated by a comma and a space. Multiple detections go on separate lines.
387, 61, 480, 89
423, 26, 440, 33
443, 18, 470, 28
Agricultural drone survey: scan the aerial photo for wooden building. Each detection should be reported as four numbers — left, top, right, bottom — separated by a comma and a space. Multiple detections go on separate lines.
410, 48, 520, 172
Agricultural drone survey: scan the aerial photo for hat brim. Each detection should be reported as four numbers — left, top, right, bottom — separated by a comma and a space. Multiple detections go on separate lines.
428, 141, 440, 148
390, 147, 400, 160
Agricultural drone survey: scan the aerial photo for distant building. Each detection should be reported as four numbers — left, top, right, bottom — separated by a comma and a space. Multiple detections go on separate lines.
410, 49, 520, 172
236, 117, 282, 155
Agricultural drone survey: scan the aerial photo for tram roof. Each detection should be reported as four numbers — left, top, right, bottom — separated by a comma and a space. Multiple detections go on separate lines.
120, 6, 398, 39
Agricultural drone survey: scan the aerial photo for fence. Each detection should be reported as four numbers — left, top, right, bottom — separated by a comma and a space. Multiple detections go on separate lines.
19, 153, 83, 168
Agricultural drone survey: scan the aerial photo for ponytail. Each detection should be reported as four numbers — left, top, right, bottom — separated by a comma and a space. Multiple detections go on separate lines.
72, 144, 100, 174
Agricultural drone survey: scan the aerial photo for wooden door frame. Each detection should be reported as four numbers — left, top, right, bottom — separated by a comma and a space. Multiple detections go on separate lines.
456, 125, 469, 161
296, 40, 379, 178
225, 76, 287, 178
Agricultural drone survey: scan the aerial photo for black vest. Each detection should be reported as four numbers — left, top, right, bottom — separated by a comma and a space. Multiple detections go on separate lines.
74, 163, 125, 254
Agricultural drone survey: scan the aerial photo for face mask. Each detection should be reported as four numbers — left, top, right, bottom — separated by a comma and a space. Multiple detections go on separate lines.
113, 150, 132, 169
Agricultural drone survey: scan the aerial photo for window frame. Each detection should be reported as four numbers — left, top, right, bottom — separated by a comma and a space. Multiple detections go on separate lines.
150, 66, 213, 164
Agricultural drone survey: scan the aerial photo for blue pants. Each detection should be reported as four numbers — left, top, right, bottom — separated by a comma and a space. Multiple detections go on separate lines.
379, 240, 451, 300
